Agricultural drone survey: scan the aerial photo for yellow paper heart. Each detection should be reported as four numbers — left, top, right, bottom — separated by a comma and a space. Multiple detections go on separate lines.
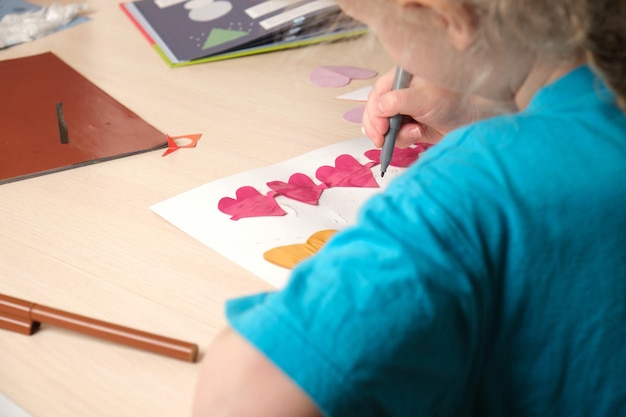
263, 230, 337, 269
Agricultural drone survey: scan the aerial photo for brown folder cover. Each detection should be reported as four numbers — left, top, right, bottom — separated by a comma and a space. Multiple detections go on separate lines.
0, 52, 167, 184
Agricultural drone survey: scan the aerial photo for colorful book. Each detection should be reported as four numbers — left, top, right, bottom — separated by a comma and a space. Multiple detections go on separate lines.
120, 0, 367, 67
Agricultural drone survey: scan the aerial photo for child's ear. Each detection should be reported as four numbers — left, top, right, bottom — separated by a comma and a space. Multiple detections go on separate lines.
396, 0, 478, 51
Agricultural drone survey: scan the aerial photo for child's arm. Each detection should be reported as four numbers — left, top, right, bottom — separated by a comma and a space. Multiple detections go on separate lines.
193, 327, 322, 417
362, 67, 517, 148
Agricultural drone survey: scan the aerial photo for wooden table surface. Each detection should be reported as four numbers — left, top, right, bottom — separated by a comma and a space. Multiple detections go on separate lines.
0, 1, 392, 416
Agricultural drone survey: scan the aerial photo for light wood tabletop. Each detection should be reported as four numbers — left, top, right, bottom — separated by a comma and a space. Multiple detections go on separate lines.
0, 1, 392, 416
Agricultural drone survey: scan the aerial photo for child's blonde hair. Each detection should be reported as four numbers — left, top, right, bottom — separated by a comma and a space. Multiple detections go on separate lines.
470, 0, 626, 109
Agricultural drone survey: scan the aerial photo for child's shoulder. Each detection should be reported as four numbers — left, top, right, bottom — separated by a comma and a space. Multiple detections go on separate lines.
400, 66, 625, 204
433, 65, 623, 160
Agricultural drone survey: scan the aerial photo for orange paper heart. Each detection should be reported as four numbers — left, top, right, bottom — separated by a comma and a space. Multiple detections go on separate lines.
263, 230, 337, 269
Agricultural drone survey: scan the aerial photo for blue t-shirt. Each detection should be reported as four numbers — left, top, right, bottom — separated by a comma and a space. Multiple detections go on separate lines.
226, 66, 626, 416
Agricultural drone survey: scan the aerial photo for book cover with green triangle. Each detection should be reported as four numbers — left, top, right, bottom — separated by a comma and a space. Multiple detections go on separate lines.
203, 28, 249, 50
121, 0, 366, 66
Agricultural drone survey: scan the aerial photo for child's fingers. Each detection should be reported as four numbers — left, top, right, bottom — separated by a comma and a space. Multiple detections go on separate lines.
361, 69, 397, 143
374, 87, 423, 119
363, 67, 440, 148
362, 88, 421, 148
361, 105, 386, 148
419, 125, 447, 144
368, 67, 397, 99
395, 123, 425, 148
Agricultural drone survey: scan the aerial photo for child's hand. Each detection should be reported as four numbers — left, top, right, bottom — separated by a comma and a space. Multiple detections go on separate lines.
362, 67, 516, 148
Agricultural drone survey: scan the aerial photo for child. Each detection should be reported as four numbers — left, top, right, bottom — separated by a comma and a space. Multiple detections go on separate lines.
193, 0, 626, 416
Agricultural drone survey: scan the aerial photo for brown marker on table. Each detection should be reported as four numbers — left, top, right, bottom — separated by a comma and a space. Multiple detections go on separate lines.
0, 293, 198, 362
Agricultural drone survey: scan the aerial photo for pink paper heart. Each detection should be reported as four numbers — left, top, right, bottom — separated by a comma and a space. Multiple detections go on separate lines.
364, 142, 434, 167
343, 105, 365, 124
309, 66, 378, 88
315, 154, 378, 188
218, 186, 286, 220
266, 173, 327, 205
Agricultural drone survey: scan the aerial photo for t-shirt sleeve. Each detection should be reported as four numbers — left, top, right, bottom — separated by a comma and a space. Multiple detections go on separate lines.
226, 128, 499, 417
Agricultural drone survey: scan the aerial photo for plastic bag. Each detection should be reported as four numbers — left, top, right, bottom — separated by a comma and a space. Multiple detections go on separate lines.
0, 3, 87, 49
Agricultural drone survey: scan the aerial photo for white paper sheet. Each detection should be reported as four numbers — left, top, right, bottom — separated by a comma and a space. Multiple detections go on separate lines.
335, 86, 372, 102
151, 137, 406, 288
0, 393, 32, 417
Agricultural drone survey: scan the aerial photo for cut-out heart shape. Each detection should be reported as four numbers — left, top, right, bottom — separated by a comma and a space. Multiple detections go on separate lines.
316, 154, 378, 188
343, 105, 365, 124
218, 186, 286, 220
309, 66, 378, 88
263, 229, 338, 269
364, 142, 433, 167
266, 173, 327, 205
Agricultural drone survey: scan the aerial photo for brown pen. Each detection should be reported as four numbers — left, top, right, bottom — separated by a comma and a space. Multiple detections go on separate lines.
0, 293, 198, 362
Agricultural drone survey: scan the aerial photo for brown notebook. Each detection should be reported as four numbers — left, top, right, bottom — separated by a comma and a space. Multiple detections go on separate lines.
0, 52, 167, 184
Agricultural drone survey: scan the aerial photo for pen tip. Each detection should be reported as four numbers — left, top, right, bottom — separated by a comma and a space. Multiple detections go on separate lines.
380, 171, 385, 178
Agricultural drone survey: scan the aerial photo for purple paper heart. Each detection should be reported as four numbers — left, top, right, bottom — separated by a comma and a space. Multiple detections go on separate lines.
343, 105, 365, 124
309, 66, 378, 88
